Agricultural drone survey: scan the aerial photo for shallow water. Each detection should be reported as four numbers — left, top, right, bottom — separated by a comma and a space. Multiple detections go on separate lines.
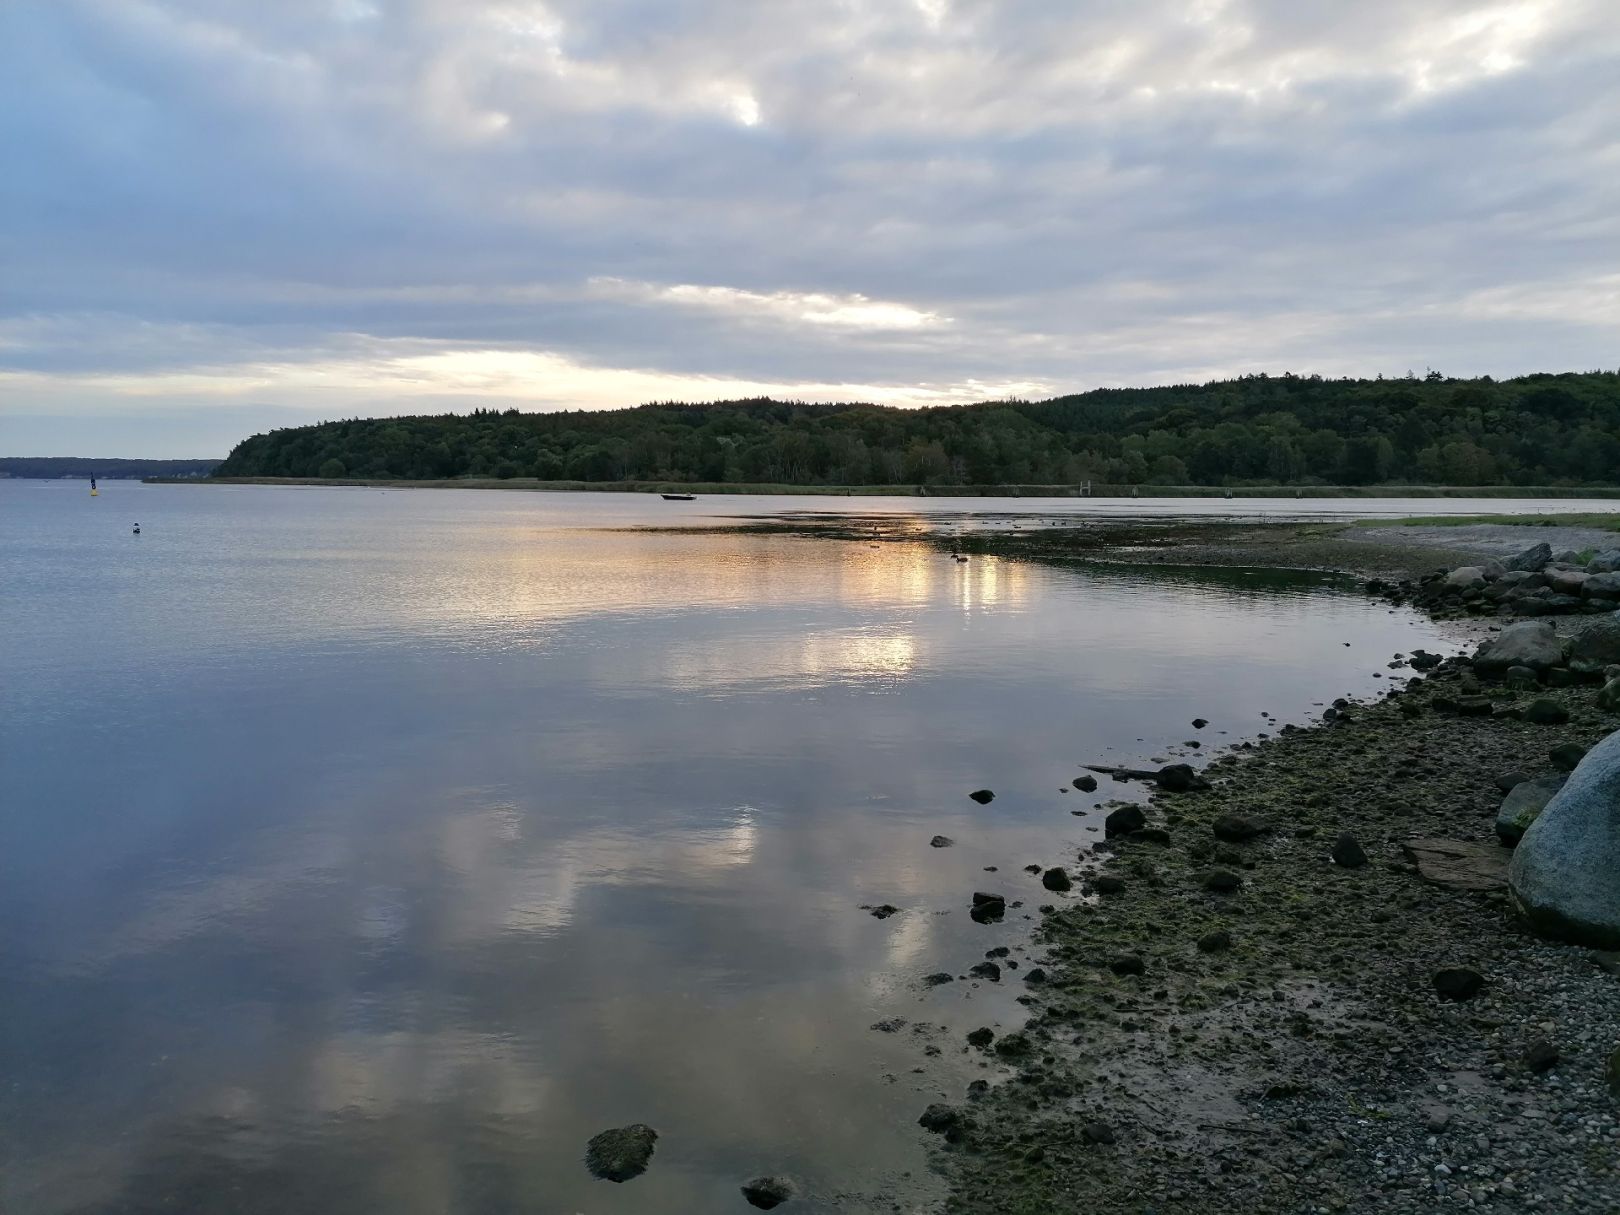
0, 482, 1485, 1213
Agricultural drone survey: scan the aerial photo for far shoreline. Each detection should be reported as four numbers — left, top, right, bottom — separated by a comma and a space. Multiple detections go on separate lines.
147, 475, 1620, 500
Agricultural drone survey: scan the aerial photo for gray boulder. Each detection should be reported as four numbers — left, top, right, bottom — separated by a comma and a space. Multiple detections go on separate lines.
1549, 568, 1590, 596
1444, 567, 1487, 592
1496, 774, 1566, 845
1588, 549, 1620, 574
1504, 542, 1554, 573
1583, 572, 1620, 599
1555, 550, 1583, 565
1508, 728, 1620, 947
1568, 612, 1620, 674
1471, 620, 1565, 675
1599, 676, 1620, 712
586, 1125, 658, 1182
1480, 558, 1507, 580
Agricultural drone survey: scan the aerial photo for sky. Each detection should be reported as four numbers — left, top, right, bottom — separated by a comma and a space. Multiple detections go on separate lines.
2, 1, 1618, 457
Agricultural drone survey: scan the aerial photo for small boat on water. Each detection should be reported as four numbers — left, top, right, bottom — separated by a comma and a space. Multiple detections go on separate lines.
661, 493, 696, 501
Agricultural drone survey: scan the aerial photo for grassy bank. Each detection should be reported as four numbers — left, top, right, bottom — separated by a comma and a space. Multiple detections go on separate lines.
1362, 513, 1620, 532
148, 476, 1620, 499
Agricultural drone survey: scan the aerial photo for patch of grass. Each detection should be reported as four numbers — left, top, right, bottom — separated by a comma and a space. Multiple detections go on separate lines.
1356, 513, 1620, 532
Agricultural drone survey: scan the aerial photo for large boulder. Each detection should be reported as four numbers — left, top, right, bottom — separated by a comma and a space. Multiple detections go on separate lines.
1471, 620, 1565, 675
1503, 542, 1554, 573
1568, 612, 1620, 674
1496, 774, 1566, 845
1508, 728, 1620, 947
1444, 567, 1487, 592
1583, 572, 1620, 600
1548, 568, 1590, 596
1587, 549, 1620, 574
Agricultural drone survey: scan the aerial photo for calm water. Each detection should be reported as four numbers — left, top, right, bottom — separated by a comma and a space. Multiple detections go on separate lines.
0, 481, 1524, 1213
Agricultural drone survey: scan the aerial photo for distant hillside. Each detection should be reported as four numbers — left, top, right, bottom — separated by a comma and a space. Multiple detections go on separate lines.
213, 371, 1620, 488
1, 457, 220, 480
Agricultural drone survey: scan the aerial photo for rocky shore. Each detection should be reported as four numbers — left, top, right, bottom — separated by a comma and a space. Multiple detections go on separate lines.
927, 522, 1620, 1214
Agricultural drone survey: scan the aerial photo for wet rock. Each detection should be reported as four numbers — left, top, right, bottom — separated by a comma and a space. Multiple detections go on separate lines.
1472, 620, 1565, 675
1023, 967, 1047, 984
1569, 611, 1620, 673
923, 972, 954, 986
968, 961, 1001, 981
1524, 698, 1570, 725
993, 1032, 1031, 1057
1432, 966, 1486, 1002
1197, 929, 1233, 953
1212, 814, 1267, 842
1155, 763, 1208, 792
918, 1104, 960, 1134
1495, 770, 1531, 793
871, 1017, 908, 1032
1496, 774, 1567, 845
1081, 1121, 1116, 1145
585, 1124, 658, 1182
1523, 1039, 1560, 1073
741, 1176, 795, 1209
1331, 833, 1368, 868
1040, 867, 1072, 892
966, 1027, 994, 1049
969, 892, 1006, 923
1072, 775, 1098, 793
1201, 868, 1243, 893
1192, 717, 1209, 729
1108, 954, 1145, 976
1550, 741, 1589, 771
1510, 727, 1620, 947
868, 904, 900, 919
929, 835, 954, 848
1409, 650, 1443, 671
1402, 837, 1509, 891
1136, 827, 1172, 845
1093, 874, 1127, 895
1104, 805, 1147, 837
968, 789, 995, 804
1503, 541, 1553, 573
1551, 568, 1591, 596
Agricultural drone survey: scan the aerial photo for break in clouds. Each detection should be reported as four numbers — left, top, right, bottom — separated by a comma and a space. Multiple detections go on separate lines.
2, 0, 1618, 455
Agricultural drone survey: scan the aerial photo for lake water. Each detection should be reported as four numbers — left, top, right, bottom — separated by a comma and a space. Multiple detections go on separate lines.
1, 481, 1581, 1214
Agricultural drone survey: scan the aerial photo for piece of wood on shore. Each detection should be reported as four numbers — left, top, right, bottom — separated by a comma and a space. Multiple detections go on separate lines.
1401, 837, 1509, 891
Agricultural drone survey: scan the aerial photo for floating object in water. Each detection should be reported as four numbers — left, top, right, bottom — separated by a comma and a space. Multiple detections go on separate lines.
660, 493, 695, 501
132, 522, 140, 535
90, 475, 99, 497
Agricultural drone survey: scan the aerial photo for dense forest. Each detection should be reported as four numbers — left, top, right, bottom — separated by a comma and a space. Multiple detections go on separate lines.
0, 457, 220, 479
213, 371, 1620, 488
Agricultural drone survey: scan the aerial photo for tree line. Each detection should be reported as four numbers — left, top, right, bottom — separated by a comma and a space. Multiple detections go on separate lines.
212, 370, 1620, 488
0, 457, 220, 479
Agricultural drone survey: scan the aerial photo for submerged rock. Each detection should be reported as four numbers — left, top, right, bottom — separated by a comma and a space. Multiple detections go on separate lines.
1496, 774, 1567, 845
929, 835, 953, 848
585, 1124, 658, 1182
741, 1176, 795, 1209
1510, 728, 1620, 947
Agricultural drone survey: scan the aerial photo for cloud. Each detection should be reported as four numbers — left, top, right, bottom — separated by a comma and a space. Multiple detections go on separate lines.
2, 0, 1617, 454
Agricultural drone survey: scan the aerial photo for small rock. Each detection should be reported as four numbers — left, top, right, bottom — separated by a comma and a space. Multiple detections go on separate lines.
1495, 770, 1531, 793
871, 1017, 908, 1033
1108, 954, 1145, 976
1201, 868, 1243, 893
1192, 717, 1209, 728
1197, 929, 1233, 953
1432, 967, 1485, 1002
1523, 1039, 1559, 1073
1081, 1121, 1116, 1145
1524, 698, 1570, 725
1094, 874, 1127, 895
969, 961, 1001, 981
966, 1027, 994, 1049
968, 789, 995, 804
1331, 833, 1368, 868
929, 835, 954, 848
969, 892, 1006, 924
923, 972, 954, 986
1212, 814, 1267, 842
1023, 967, 1047, 984
1104, 805, 1147, 837
585, 1124, 658, 1183
1156, 763, 1208, 792
1073, 775, 1098, 793
1040, 867, 1072, 892
868, 904, 900, 919
917, 1104, 960, 1134
741, 1176, 795, 1210
1549, 742, 1588, 771
1425, 1110, 1452, 1133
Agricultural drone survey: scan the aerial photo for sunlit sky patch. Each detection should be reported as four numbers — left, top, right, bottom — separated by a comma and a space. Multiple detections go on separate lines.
2, 0, 1617, 455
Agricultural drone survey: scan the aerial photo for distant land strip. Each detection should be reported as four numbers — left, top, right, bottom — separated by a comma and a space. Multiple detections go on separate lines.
211, 371, 1620, 490
153, 476, 1620, 500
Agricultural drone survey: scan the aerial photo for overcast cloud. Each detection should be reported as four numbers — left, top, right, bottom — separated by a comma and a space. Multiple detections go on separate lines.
3, 0, 1618, 455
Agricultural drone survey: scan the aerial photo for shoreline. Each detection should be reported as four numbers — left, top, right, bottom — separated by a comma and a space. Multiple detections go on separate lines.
148, 475, 1620, 500
919, 521, 1619, 1213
